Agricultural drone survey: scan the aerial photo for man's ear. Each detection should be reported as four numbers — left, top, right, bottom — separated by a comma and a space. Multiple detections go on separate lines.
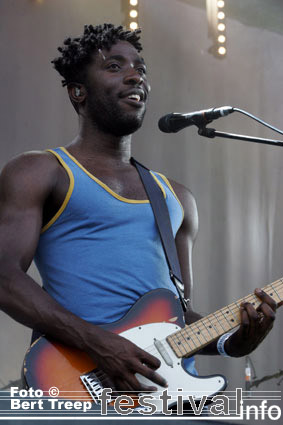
67, 84, 87, 104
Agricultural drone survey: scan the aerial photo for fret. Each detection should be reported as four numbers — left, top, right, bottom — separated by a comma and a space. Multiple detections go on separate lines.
264, 282, 282, 303
270, 283, 281, 303
225, 304, 238, 325
195, 316, 215, 341
234, 301, 243, 314
190, 322, 207, 345
219, 306, 237, 330
212, 312, 229, 333
191, 319, 214, 341
181, 328, 201, 352
167, 277, 283, 358
169, 333, 186, 357
178, 329, 193, 354
196, 321, 208, 341
168, 330, 195, 357
202, 320, 214, 340
181, 328, 197, 351
202, 315, 220, 338
262, 280, 283, 303
170, 341, 185, 357
176, 332, 190, 357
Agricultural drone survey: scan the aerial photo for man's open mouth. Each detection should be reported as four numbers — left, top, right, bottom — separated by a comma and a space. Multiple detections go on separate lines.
127, 94, 141, 102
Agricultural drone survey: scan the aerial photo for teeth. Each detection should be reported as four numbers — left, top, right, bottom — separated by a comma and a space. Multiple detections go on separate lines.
128, 94, 141, 101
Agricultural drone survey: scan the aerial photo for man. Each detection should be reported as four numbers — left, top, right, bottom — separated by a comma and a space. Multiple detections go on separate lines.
0, 23, 279, 397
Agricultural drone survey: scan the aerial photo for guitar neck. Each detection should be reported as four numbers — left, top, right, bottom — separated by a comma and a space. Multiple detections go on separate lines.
167, 278, 283, 358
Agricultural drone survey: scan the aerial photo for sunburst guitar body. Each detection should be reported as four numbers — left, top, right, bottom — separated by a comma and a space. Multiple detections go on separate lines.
23, 288, 230, 411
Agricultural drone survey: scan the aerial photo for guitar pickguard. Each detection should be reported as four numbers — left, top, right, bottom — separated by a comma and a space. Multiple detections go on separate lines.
23, 288, 227, 410
120, 322, 226, 408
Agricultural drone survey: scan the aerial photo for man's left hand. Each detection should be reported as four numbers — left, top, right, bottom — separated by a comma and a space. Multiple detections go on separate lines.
225, 288, 283, 357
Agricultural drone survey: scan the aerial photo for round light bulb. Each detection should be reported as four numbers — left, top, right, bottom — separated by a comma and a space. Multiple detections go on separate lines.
217, 0, 225, 8
217, 11, 225, 19
218, 35, 226, 43
130, 22, 138, 30
218, 23, 226, 31
130, 0, 138, 6
218, 46, 226, 55
130, 10, 138, 18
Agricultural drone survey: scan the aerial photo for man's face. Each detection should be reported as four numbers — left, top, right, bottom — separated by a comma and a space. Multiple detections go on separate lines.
84, 40, 150, 137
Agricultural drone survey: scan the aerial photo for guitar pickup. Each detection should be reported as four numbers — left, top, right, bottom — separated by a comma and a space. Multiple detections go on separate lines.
154, 338, 173, 367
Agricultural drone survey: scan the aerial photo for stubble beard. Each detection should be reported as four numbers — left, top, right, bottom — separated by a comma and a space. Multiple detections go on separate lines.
86, 92, 146, 137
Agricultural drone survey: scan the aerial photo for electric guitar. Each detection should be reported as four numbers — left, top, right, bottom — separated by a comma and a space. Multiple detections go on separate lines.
23, 278, 283, 411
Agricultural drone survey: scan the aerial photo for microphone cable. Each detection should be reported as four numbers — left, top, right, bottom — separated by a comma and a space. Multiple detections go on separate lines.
233, 108, 283, 136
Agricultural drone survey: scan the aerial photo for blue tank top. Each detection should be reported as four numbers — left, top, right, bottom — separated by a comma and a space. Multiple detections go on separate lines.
34, 147, 197, 374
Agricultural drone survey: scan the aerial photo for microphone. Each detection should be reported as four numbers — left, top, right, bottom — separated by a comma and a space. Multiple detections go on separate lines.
158, 106, 234, 133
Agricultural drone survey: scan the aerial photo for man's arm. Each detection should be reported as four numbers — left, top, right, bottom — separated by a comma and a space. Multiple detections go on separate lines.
0, 152, 167, 392
170, 179, 280, 357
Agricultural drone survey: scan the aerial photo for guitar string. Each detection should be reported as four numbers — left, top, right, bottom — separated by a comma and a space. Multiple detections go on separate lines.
44, 281, 283, 392
108, 280, 283, 359
169, 279, 283, 342
75, 280, 283, 376
90, 281, 283, 387
141, 280, 283, 356
117, 280, 283, 358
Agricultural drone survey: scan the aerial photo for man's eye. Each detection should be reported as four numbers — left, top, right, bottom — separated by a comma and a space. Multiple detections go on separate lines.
107, 63, 121, 70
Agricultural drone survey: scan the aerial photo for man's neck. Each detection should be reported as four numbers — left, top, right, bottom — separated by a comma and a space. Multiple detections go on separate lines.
67, 117, 133, 166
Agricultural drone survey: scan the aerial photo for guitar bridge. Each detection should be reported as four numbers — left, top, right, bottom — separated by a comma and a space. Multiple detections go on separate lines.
80, 370, 104, 403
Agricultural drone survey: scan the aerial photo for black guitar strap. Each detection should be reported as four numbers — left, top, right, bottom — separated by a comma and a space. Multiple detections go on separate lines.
131, 157, 188, 312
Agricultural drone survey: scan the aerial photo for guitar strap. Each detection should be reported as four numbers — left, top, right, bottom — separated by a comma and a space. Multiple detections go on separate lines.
131, 157, 188, 312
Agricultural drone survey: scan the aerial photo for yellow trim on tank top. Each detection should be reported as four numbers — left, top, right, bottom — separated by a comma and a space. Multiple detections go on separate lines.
41, 149, 75, 234
60, 146, 167, 203
156, 172, 185, 221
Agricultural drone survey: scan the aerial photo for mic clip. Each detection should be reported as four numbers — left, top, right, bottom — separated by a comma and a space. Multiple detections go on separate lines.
198, 127, 216, 138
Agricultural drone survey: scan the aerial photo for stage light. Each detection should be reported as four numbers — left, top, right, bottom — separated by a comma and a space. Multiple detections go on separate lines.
218, 46, 226, 55
124, 0, 139, 31
130, 22, 138, 30
217, 23, 225, 31
129, 10, 138, 18
207, 0, 227, 58
217, 0, 225, 7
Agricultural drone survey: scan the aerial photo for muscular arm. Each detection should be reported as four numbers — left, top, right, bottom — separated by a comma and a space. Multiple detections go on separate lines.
0, 152, 86, 339
170, 179, 218, 355
0, 153, 166, 392
170, 179, 280, 357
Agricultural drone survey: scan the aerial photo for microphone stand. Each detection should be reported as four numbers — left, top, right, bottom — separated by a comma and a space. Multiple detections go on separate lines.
198, 127, 283, 148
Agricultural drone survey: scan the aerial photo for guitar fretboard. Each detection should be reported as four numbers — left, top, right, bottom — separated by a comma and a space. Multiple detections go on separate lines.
167, 278, 283, 358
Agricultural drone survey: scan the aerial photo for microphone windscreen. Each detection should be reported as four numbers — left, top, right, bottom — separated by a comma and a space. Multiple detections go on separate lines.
158, 114, 174, 133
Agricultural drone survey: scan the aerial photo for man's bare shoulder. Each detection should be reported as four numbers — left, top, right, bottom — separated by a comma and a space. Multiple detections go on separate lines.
167, 179, 195, 205
0, 150, 60, 200
2, 150, 59, 176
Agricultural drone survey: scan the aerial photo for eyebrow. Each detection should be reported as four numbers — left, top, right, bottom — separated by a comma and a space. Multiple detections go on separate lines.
103, 54, 146, 66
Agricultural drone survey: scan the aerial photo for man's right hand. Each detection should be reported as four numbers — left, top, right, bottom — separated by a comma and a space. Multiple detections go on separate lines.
82, 326, 168, 393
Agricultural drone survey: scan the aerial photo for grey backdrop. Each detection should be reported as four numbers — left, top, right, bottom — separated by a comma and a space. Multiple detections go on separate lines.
1, 0, 283, 423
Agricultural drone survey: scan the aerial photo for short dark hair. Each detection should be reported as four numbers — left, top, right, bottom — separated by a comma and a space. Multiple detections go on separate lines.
52, 23, 142, 87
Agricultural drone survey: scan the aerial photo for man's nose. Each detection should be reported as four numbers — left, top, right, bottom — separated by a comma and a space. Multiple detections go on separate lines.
124, 68, 143, 85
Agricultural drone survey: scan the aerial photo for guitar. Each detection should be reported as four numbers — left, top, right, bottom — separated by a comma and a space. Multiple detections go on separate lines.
23, 278, 283, 412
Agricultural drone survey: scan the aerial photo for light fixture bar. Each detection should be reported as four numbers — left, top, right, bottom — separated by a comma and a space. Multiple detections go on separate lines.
206, 0, 227, 58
